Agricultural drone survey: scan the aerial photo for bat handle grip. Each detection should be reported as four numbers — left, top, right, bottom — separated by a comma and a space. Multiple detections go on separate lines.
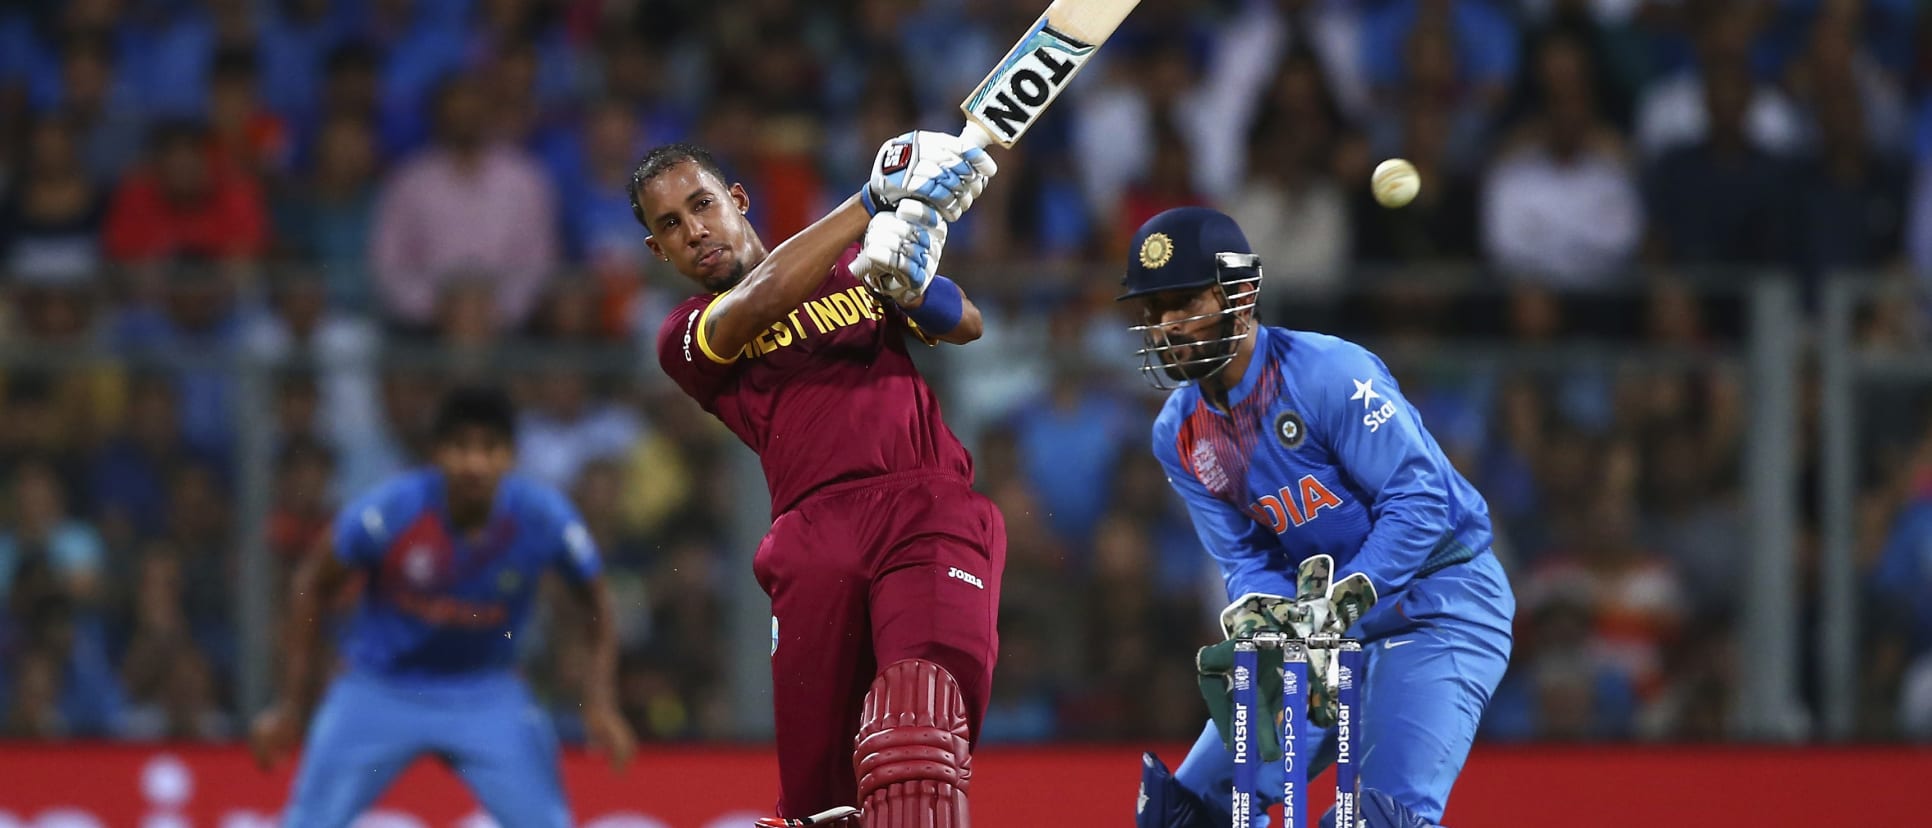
959, 121, 995, 151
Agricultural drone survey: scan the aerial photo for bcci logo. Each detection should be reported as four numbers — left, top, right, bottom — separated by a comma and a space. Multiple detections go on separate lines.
1139, 232, 1173, 269
1275, 411, 1305, 449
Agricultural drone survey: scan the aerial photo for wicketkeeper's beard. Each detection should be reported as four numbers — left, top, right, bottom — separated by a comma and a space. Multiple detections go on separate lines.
1158, 314, 1240, 383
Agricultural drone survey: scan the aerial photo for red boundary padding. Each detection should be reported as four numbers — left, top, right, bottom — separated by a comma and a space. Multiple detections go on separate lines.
0, 742, 1924, 826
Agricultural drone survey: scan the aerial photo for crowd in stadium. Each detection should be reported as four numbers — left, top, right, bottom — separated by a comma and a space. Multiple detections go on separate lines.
1, 0, 1929, 748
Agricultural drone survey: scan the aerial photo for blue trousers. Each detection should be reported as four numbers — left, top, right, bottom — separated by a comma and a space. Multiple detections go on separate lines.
1178, 554, 1515, 826
282, 670, 570, 828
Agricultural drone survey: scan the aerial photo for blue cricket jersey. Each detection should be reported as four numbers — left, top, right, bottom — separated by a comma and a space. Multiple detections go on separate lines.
332, 469, 602, 678
1153, 327, 1493, 631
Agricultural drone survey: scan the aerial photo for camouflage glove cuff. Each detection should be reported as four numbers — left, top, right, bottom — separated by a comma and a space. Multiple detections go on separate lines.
1196, 639, 1287, 763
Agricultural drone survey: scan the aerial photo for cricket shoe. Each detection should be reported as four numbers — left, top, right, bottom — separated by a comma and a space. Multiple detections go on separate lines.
756, 806, 862, 827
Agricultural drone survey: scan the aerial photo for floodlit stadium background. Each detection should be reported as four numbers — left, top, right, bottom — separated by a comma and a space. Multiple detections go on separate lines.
2, 0, 1931, 824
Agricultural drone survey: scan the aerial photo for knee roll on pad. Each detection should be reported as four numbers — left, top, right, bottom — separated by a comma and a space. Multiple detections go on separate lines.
853, 658, 972, 828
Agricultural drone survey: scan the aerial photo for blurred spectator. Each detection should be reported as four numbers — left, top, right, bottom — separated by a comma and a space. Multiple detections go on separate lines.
516, 372, 642, 491
1362, 0, 1519, 121
1227, 59, 1352, 312
2, 649, 66, 739
117, 0, 219, 119
1116, 119, 1206, 250
102, 121, 269, 272
121, 647, 231, 741
50, 33, 145, 184
1525, 482, 1687, 705
1634, 4, 1804, 159
1004, 358, 1137, 549
0, 460, 104, 609
0, 285, 124, 463
271, 115, 381, 309
6, 589, 123, 739
242, 272, 385, 493
552, 99, 652, 334
1787, 52, 1906, 291
163, 463, 235, 674
1870, 446, 1932, 738
309, 42, 383, 160
1073, 43, 1201, 229
258, 0, 348, 136
112, 261, 250, 461
369, 75, 559, 332
1353, 94, 1482, 266
1482, 32, 1644, 287
1643, 62, 1794, 268
265, 436, 336, 567
2, 114, 107, 287
86, 375, 208, 550
1638, 419, 1743, 622
207, 48, 292, 180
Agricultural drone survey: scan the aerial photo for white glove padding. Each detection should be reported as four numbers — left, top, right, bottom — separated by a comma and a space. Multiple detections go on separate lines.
854, 201, 948, 306
864, 130, 998, 222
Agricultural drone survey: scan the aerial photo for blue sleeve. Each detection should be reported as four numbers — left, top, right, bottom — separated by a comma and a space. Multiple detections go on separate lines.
331, 488, 392, 568
1152, 417, 1294, 603
1871, 505, 1931, 602
1310, 342, 1457, 599
540, 487, 603, 584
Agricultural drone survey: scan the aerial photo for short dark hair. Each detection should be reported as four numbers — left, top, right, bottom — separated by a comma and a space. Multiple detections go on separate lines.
432, 385, 518, 445
212, 47, 258, 82
628, 142, 728, 228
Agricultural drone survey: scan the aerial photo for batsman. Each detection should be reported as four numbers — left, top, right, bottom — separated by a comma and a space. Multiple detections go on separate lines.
1125, 208, 1516, 828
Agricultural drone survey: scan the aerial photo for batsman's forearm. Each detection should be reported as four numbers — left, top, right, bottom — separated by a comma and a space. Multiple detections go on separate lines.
711, 198, 869, 352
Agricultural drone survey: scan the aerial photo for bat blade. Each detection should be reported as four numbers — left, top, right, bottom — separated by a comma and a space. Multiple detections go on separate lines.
958, 0, 1141, 149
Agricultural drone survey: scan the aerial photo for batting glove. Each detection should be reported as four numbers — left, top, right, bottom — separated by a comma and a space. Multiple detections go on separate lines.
854, 201, 948, 306
861, 130, 998, 222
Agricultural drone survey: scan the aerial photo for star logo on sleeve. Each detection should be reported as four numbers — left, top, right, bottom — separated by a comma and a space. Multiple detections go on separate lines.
1350, 378, 1381, 409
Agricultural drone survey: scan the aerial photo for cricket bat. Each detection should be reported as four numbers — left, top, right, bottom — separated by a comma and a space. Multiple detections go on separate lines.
958, 0, 1143, 149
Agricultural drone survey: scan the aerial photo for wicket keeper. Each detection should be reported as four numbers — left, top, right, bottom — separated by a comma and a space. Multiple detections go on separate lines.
1124, 208, 1516, 828
250, 386, 636, 827
634, 133, 1005, 826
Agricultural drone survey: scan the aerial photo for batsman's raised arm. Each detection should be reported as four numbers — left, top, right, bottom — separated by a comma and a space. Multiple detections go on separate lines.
631, 134, 994, 363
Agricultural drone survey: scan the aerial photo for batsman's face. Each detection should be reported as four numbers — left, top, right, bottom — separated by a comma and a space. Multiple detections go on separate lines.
1141, 286, 1237, 380
434, 425, 515, 512
641, 162, 757, 294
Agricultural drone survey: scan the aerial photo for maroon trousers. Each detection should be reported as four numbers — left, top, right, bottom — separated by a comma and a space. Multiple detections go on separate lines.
752, 470, 1006, 817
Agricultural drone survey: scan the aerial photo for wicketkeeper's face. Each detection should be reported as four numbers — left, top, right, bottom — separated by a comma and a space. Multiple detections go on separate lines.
640, 161, 757, 293
1139, 286, 1238, 381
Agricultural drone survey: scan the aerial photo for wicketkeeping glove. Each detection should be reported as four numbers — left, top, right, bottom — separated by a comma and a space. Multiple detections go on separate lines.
861, 130, 998, 222
853, 201, 947, 306
1203, 556, 1379, 731
1195, 637, 1288, 762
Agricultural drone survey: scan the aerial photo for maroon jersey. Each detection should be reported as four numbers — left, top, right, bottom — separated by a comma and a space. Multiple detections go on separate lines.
655, 246, 973, 515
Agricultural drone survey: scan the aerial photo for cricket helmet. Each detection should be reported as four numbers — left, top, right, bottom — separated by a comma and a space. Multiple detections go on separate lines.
1117, 207, 1264, 390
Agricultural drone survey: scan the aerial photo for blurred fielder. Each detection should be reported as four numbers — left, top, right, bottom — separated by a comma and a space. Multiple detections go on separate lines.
632, 132, 1003, 826
1124, 208, 1516, 828
250, 385, 636, 828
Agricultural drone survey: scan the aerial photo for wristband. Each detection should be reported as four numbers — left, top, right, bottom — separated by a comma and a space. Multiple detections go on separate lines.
859, 186, 890, 216
903, 275, 963, 335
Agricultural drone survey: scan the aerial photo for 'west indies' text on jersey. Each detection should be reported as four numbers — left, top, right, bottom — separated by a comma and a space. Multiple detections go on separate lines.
655, 246, 973, 515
